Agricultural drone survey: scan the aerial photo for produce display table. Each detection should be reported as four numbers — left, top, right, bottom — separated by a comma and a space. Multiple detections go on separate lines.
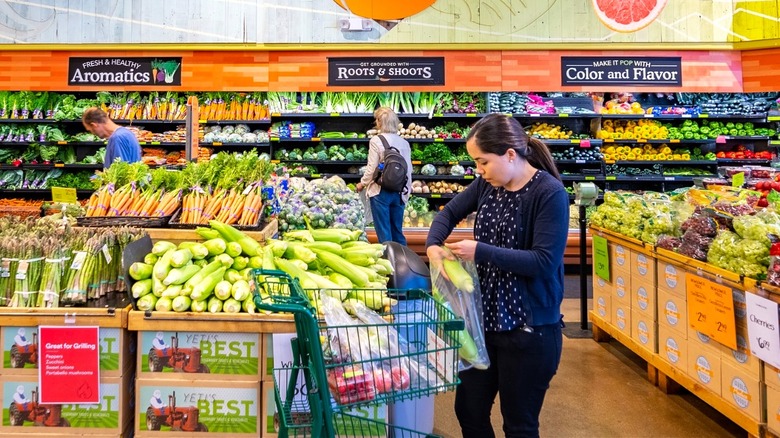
0, 305, 134, 438
588, 225, 773, 438
127, 311, 295, 437
368, 228, 592, 265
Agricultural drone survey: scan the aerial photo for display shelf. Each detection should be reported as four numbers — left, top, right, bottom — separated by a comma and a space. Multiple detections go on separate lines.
717, 158, 773, 166
412, 174, 473, 181
602, 139, 712, 144
144, 219, 277, 244
609, 160, 717, 165
599, 114, 767, 121
199, 119, 271, 125
127, 309, 294, 333
511, 113, 598, 119
0, 163, 101, 170
0, 189, 93, 197
137, 141, 184, 147
272, 160, 364, 166
589, 312, 765, 438
199, 141, 270, 148
0, 304, 130, 328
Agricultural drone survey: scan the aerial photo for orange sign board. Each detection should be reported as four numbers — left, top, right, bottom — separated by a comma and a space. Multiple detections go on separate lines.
686, 275, 737, 350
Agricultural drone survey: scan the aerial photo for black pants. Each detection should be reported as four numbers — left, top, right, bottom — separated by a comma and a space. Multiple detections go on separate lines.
454, 323, 562, 438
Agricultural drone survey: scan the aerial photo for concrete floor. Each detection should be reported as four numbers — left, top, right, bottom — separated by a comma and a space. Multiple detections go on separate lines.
431, 298, 744, 438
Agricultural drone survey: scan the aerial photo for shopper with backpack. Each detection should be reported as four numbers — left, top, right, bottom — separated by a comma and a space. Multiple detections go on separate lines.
356, 107, 412, 245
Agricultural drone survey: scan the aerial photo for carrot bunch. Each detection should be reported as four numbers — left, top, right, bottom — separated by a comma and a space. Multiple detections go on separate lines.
179, 184, 264, 226
84, 184, 181, 218
200, 92, 268, 121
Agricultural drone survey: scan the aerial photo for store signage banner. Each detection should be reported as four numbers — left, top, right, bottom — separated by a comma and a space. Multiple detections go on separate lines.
38, 325, 100, 404
561, 56, 682, 86
328, 57, 445, 86
745, 292, 780, 368
68, 57, 182, 86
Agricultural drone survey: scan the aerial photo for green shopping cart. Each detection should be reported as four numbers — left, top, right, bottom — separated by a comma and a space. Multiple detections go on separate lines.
253, 269, 463, 438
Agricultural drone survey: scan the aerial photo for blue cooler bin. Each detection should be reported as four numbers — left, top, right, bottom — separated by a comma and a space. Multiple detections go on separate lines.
384, 242, 435, 436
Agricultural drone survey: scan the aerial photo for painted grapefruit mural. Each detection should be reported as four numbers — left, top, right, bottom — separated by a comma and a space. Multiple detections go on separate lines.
592, 0, 668, 32
332, 0, 437, 20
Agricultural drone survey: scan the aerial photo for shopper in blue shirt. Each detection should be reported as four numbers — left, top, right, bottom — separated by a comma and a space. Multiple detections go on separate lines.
426, 114, 569, 438
82, 107, 142, 169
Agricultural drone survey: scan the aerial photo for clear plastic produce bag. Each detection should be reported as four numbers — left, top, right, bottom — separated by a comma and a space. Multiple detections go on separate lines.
430, 255, 490, 372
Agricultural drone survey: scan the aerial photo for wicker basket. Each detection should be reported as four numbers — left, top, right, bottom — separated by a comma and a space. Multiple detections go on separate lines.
168, 207, 266, 231
0, 205, 43, 219
76, 212, 175, 228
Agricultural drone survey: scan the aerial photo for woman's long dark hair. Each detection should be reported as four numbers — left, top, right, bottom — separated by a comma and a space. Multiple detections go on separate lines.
466, 114, 561, 180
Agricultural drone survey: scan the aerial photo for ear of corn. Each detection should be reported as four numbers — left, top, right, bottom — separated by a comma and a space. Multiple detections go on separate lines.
163, 263, 200, 286
310, 249, 369, 287
152, 240, 176, 256
131, 279, 152, 298
442, 258, 475, 293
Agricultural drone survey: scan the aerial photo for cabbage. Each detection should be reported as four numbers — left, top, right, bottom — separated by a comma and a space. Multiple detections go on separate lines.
421, 164, 437, 176
450, 165, 465, 176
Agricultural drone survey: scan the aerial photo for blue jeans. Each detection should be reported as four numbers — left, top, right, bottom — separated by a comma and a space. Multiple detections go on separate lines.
370, 189, 406, 245
455, 323, 562, 438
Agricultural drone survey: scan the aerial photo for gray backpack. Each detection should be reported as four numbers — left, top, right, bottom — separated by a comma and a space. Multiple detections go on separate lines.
373, 134, 408, 194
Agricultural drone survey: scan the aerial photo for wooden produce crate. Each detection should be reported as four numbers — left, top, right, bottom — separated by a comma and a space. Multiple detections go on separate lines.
0, 373, 133, 437
128, 310, 294, 334
135, 377, 261, 437
0, 305, 135, 379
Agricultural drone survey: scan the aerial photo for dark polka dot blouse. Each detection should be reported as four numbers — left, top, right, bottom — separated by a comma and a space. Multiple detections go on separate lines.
474, 170, 541, 331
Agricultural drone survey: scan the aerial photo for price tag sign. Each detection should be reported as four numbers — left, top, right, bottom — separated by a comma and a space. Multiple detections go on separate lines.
54, 163, 65, 168
51, 187, 78, 205
745, 291, 780, 368
606, 176, 616, 180
57, 141, 68, 145
682, 114, 692, 118
466, 113, 477, 117
686, 276, 737, 350
558, 113, 569, 118
732, 172, 745, 187
330, 112, 340, 117
593, 235, 610, 282
463, 175, 475, 179
38, 326, 100, 404
431, 193, 442, 198
580, 139, 591, 148
670, 139, 680, 143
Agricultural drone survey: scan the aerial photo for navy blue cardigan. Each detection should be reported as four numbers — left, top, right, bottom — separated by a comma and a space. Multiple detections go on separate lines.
425, 172, 569, 327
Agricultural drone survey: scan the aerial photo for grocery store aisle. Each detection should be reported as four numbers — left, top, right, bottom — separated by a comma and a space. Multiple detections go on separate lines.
431, 298, 744, 438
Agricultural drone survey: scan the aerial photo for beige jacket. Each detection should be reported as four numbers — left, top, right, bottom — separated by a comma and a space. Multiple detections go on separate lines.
360, 133, 412, 204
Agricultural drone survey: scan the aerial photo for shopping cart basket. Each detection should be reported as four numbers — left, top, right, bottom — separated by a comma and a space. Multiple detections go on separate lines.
254, 269, 463, 438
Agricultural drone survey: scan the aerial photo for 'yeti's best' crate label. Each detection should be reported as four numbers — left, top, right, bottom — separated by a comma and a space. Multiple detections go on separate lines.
139, 331, 260, 375
138, 384, 258, 433
2, 326, 123, 373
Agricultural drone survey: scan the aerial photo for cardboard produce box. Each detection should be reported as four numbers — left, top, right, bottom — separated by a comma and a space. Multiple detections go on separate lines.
135, 378, 260, 436
657, 259, 686, 297
631, 251, 655, 283
658, 324, 687, 373
137, 330, 261, 378
720, 329, 760, 376
631, 280, 656, 319
687, 342, 722, 396
613, 301, 630, 336
594, 294, 611, 323
631, 310, 656, 354
767, 383, 780, 435
658, 288, 686, 336
0, 374, 132, 435
612, 272, 630, 306
1, 326, 133, 377
610, 243, 631, 274
720, 361, 762, 421
766, 362, 780, 391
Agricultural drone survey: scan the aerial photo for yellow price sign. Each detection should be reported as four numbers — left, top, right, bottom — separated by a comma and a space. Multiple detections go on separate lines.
51, 187, 78, 205
686, 275, 737, 350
